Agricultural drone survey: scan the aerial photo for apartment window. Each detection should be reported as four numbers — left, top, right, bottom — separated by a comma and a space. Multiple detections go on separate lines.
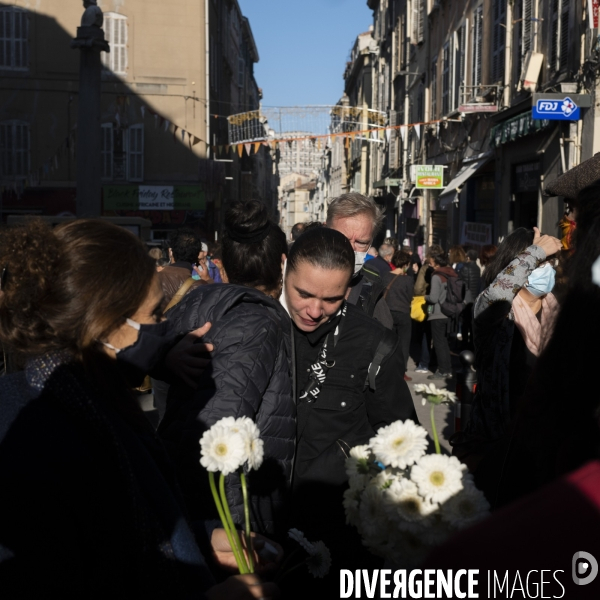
411, 0, 425, 45
453, 23, 467, 111
551, 0, 569, 73
103, 13, 127, 75
431, 57, 438, 119
101, 124, 144, 182
0, 7, 28, 71
127, 124, 144, 181
491, 0, 506, 83
0, 121, 29, 178
442, 42, 450, 115
471, 5, 483, 91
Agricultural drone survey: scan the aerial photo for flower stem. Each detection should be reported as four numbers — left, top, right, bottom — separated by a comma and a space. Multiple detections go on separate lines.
220, 473, 250, 573
276, 557, 309, 583
430, 403, 441, 454
239, 471, 255, 573
208, 471, 247, 573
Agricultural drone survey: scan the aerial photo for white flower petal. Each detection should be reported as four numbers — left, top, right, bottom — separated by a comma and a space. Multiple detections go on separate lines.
410, 454, 467, 504
288, 528, 314, 553
369, 420, 429, 469
199, 424, 246, 475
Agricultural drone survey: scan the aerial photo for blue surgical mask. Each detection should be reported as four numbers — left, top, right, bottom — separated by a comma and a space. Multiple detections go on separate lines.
525, 263, 556, 297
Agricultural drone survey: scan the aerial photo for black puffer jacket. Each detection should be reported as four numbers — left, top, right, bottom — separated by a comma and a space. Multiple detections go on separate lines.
158, 284, 295, 537
459, 261, 482, 304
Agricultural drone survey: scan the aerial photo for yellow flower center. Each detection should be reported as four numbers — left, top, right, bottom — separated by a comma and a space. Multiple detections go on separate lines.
392, 437, 405, 449
215, 443, 228, 456
429, 470, 445, 487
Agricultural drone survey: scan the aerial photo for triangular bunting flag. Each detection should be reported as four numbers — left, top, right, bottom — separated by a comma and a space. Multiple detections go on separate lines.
345, 135, 350, 149
379, 129, 385, 140
164, 119, 170, 132
237, 144, 243, 158
193, 136, 201, 146
181, 129, 186, 143
400, 126, 407, 142
414, 124, 421, 139
371, 130, 378, 140
244, 143, 252, 155
141, 106, 146, 118
219, 145, 224, 155
173, 126, 179, 142
385, 128, 391, 142
254, 142, 260, 154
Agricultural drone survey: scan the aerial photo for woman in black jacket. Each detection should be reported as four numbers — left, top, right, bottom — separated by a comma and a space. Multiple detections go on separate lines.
159, 201, 295, 539
283, 227, 416, 592
0, 219, 278, 599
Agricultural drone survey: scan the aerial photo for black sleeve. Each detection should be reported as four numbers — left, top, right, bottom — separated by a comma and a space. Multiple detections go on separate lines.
364, 336, 418, 431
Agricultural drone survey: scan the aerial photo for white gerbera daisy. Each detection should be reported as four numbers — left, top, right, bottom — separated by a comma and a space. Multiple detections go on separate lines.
383, 478, 438, 523
440, 480, 490, 528
345, 444, 372, 478
368, 469, 398, 490
215, 416, 263, 471
199, 423, 246, 475
410, 454, 467, 504
369, 420, 428, 469
288, 528, 314, 553
306, 540, 331, 578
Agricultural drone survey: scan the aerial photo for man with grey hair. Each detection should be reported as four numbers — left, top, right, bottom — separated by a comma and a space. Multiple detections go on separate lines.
326, 192, 393, 329
368, 242, 394, 277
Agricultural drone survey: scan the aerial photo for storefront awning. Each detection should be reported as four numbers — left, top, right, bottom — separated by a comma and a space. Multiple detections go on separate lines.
439, 154, 491, 208
489, 109, 550, 148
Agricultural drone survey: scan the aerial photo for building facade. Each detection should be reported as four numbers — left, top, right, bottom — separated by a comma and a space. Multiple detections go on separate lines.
323, 0, 596, 253
0, 0, 275, 240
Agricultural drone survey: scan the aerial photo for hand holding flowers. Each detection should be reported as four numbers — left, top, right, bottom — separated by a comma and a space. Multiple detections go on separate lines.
200, 417, 265, 574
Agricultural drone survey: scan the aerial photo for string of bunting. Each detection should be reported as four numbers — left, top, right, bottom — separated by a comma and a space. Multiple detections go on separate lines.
214, 117, 446, 158
141, 105, 204, 151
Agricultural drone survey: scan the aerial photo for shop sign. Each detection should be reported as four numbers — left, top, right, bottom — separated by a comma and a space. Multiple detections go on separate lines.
532, 97, 580, 121
460, 222, 492, 247
415, 165, 444, 189
458, 103, 498, 114
104, 185, 206, 211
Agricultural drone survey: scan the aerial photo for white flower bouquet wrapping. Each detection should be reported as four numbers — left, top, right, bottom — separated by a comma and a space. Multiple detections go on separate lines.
199, 416, 264, 574
343, 385, 490, 566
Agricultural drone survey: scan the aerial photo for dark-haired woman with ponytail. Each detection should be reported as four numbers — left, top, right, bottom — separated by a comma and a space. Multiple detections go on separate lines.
158, 200, 295, 539
0, 219, 280, 599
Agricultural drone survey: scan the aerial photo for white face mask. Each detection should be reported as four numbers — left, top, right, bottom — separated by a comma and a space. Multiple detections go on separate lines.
354, 250, 368, 275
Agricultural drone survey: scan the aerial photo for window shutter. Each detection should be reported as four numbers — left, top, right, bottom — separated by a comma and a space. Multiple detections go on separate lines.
417, 0, 425, 44
492, 0, 506, 83
522, 0, 532, 57
550, 0, 559, 71
431, 57, 438, 118
559, 0, 569, 72
472, 6, 483, 90
127, 125, 144, 182
442, 42, 450, 115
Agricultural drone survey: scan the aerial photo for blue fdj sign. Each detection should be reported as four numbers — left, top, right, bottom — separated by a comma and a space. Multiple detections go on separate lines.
533, 97, 581, 121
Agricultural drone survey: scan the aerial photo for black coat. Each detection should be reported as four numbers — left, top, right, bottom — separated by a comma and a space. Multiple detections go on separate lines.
159, 284, 295, 537
459, 260, 482, 303
0, 355, 214, 598
291, 303, 416, 528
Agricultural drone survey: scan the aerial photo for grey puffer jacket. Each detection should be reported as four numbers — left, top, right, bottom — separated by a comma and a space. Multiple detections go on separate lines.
158, 284, 295, 537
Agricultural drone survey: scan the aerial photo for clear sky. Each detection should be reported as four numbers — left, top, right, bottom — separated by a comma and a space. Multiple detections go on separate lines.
238, 0, 373, 107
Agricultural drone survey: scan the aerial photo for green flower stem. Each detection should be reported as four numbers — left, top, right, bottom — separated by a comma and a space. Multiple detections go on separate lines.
430, 403, 441, 454
239, 471, 255, 573
208, 472, 247, 573
220, 473, 250, 573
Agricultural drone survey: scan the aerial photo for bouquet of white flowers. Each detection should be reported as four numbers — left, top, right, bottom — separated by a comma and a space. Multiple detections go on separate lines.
199, 416, 264, 574
343, 385, 489, 566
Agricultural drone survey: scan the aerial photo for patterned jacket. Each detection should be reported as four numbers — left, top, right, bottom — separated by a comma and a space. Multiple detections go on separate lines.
463, 244, 546, 445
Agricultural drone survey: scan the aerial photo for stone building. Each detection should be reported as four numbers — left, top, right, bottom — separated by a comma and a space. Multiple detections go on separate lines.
326, 0, 596, 252
0, 0, 275, 239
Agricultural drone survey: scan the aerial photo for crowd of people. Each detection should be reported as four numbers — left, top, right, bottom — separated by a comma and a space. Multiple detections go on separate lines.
0, 188, 599, 597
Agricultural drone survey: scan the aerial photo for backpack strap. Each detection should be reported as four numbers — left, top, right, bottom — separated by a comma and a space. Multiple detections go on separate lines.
383, 275, 400, 299
164, 277, 196, 314
366, 329, 397, 391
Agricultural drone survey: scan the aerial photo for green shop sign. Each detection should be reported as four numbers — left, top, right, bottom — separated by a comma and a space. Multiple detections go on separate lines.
104, 185, 206, 211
